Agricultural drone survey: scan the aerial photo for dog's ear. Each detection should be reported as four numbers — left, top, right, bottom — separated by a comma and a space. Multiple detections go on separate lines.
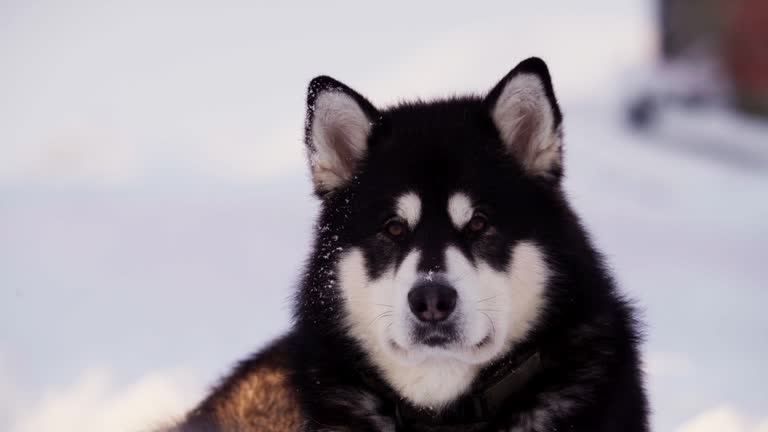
304, 76, 379, 196
485, 58, 564, 180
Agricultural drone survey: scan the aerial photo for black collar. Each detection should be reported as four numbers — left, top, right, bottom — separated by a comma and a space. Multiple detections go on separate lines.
359, 349, 543, 431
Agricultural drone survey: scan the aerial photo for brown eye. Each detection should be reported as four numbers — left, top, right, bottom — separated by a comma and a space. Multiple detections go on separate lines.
385, 219, 407, 239
467, 213, 488, 233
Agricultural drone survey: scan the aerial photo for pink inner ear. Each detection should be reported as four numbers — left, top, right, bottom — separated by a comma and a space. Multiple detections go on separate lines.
309, 91, 373, 191
327, 125, 361, 176
490, 74, 561, 178
509, 112, 539, 166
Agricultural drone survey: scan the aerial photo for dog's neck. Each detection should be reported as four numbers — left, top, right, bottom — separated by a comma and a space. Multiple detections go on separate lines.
358, 345, 542, 431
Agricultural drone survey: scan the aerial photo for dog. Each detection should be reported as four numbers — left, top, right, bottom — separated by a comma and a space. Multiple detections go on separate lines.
167, 57, 649, 432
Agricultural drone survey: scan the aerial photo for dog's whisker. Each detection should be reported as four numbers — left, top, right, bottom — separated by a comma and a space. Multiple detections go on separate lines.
367, 312, 393, 329
481, 312, 496, 338
446, 268, 473, 284
345, 300, 393, 309
476, 295, 498, 303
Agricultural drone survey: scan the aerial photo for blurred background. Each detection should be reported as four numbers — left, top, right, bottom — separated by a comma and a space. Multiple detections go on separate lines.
1, 1, 766, 431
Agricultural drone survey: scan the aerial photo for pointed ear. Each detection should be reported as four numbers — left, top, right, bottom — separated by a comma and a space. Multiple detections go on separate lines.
304, 76, 379, 196
485, 58, 564, 180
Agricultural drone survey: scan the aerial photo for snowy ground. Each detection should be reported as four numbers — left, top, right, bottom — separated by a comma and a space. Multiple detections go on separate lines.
2, 1, 767, 431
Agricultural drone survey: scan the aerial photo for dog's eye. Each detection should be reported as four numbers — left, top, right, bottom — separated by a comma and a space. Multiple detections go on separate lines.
467, 212, 488, 234
384, 219, 408, 239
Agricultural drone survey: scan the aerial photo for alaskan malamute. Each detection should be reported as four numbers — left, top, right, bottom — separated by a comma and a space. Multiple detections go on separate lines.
169, 58, 649, 432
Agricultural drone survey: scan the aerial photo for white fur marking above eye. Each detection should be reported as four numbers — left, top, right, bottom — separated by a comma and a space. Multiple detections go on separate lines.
491, 73, 561, 177
310, 91, 372, 190
448, 192, 473, 229
396, 192, 422, 228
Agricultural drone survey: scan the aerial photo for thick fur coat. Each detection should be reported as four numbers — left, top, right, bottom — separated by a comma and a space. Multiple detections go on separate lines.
167, 58, 649, 432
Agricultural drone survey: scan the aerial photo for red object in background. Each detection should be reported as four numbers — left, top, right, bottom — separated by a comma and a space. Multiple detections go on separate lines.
724, 0, 768, 115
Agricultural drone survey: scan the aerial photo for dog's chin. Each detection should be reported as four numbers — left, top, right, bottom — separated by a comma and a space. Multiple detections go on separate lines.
382, 330, 503, 366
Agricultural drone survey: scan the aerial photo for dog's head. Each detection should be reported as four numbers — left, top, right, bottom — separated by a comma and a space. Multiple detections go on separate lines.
303, 58, 564, 407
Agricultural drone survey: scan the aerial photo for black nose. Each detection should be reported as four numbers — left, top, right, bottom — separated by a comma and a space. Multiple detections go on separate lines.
408, 283, 458, 323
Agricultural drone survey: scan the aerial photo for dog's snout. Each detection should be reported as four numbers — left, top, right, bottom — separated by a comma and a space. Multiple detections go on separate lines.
408, 283, 457, 323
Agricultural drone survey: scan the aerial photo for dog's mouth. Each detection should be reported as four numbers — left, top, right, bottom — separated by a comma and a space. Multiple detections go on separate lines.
385, 328, 498, 366
383, 314, 500, 364
422, 334, 451, 347
389, 330, 494, 352
412, 322, 458, 347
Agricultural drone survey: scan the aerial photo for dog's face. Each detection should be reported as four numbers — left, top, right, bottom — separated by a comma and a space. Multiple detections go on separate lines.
304, 58, 564, 407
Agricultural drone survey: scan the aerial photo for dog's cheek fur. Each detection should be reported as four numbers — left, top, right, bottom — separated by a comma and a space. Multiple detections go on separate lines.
500, 241, 550, 348
337, 247, 396, 358
445, 241, 549, 364
338, 247, 428, 366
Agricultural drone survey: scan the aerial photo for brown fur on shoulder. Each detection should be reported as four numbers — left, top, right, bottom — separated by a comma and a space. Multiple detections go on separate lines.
166, 335, 303, 432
